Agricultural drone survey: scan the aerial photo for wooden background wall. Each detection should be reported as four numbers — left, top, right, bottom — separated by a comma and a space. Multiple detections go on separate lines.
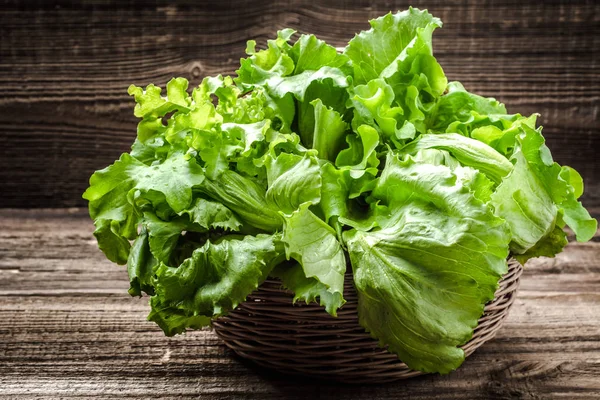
1, 0, 598, 208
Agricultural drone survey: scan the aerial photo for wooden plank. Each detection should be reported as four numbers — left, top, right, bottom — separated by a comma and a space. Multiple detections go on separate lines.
0, 209, 599, 398
0, 0, 599, 208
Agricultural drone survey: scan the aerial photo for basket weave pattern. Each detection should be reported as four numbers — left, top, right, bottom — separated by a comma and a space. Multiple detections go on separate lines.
213, 259, 523, 383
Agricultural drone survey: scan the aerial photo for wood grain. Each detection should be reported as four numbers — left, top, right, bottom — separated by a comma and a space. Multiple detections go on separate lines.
0, 209, 599, 399
0, 0, 599, 208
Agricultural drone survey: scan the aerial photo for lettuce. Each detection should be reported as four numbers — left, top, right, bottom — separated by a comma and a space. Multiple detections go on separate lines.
282, 203, 347, 301
84, 8, 597, 374
345, 153, 510, 373
149, 233, 284, 336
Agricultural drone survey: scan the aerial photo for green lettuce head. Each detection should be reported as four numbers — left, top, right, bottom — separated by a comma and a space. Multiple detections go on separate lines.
83, 8, 596, 374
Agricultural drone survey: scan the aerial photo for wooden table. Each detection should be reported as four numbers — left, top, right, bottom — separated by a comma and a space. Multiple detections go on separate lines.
1, 208, 599, 399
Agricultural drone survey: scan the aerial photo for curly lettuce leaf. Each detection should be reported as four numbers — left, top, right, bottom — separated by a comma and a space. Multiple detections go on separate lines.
336, 124, 380, 175
309, 99, 348, 162
264, 152, 322, 215
141, 197, 242, 264
238, 30, 351, 154
271, 262, 346, 317
290, 34, 350, 75
237, 31, 349, 103
491, 125, 596, 258
143, 212, 191, 264
126, 227, 157, 297
513, 224, 568, 265
199, 170, 283, 232
150, 233, 283, 335
189, 128, 240, 180
491, 142, 558, 254
266, 67, 349, 102
319, 162, 383, 231
83, 152, 205, 264
346, 9, 447, 140
148, 295, 212, 336
427, 81, 507, 133
466, 113, 538, 154
345, 8, 442, 84
181, 197, 242, 232
408, 148, 495, 203
128, 77, 191, 120
399, 133, 513, 183
349, 78, 408, 141
282, 204, 347, 301
344, 153, 510, 373
236, 29, 295, 88
297, 78, 350, 148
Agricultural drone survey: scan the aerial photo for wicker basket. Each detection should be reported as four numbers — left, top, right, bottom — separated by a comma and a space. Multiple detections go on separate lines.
213, 258, 523, 383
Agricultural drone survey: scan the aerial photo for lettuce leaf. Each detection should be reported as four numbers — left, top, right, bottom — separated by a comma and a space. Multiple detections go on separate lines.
344, 153, 510, 373
491, 125, 596, 258
346, 9, 447, 139
282, 204, 347, 306
83, 152, 206, 264
336, 124, 380, 174
149, 233, 283, 336
310, 99, 348, 162
345, 8, 442, 84
126, 227, 157, 297
399, 133, 513, 183
264, 152, 322, 215
271, 262, 346, 317
198, 170, 283, 232
427, 81, 507, 132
